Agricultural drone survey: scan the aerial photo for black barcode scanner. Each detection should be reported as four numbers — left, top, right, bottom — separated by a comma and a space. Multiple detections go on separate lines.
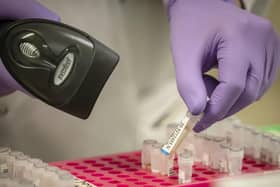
0, 19, 119, 119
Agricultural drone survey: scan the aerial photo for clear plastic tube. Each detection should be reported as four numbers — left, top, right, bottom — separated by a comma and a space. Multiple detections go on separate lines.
219, 143, 229, 173
243, 126, 254, 157
13, 154, 29, 179
166, 123, 179, 141
260, 133, 271, 163
227, 146, 244, 176
151, 143, 163, 173
210, 136, 226, 170
141, 139, 157, 169
231, 124, 244, 148
178, 150, 194, 184
160, 154, 174, 176
0, 147, 11, 175
161, 112, 202, 157
7, 151, 24, 178
250, 129, 262, 160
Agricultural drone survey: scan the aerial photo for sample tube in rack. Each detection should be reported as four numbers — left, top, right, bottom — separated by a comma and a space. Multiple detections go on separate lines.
178, 150, 194, 184
210, 136, 226, 170
160, 154, 174, 176
13, 154, 29, 179
0, 147, 10, 174
151, 143, 163, 173
7, 151, 24, 178
219, 143, 229, 173
250, 129, 262, 160
141, 139, 157, 169
260, 133, 271, 163
227, 146, 244, 176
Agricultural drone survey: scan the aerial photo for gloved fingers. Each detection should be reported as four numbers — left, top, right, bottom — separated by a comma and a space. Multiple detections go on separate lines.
224, 71, 261, 118
171, 17, 209, 115
175, 60, 208, 115
0, 0, 60, 21
193, 48, 250, 132
257, 36, 280, 99
263, 36, 280, 95
203, 74, 219, 97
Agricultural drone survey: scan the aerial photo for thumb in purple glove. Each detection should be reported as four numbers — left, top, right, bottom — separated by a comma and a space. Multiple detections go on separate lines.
169, 0, 280, 132
0, 0, 60, 96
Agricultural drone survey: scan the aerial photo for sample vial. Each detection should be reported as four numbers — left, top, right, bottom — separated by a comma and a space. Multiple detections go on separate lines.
38, 166, 60, 187
201, 135, 211, 166
269, 136, 279, 165
7, 151, 24, 178
260, 133, 271, 163
193, 134, 204, 163
178, 150, 194, 184
227, 146, 244, 176
58, 172, 75, 187
150, 143, 163, 173
161, 112, 202, 157
275, 139, 280, 168
166, 123, 179, 141
219, 143, 229, 173
243, 126, 254, 157
141, 139, 157, 169
0, 147, 11, 174
250, 129, 262, 160
160, 155, 174, 176
231, 123, 244, 148
32, 162, 48, 187
210, 136, 226, 170
13, 154, 29, 179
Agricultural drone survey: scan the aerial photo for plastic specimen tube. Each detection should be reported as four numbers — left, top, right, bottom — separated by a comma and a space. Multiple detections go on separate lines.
269, 136, 279, 165
161, 112, 202, 157
250, 129, 262, 160
160, 155, 174, 176
210, 136, 226, 170
227, 146, 244, 176
231, 123, 244, 148
193, 134, 204, 163
7, 151, 24, 178
141, 139, 157, 169
178, 150, 194, 184
260, 133, 271, 163
13, 154, 29, 179
219, 143, 229, 173
0, 147, 10, 174
151, 143, 163, 173
166, 123, 179, 141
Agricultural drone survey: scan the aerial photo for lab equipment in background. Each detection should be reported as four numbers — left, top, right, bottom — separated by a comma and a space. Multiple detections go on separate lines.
0, 19, 119, 119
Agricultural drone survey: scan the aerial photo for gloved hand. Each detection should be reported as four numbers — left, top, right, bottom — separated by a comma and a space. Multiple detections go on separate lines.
168, 0, 280, 132
0, 0, 59, 96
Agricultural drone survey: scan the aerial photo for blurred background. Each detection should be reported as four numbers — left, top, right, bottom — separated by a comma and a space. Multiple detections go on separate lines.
0, 0, 279, 162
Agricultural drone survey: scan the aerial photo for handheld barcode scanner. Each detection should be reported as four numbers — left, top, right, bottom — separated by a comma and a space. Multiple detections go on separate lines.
0, 19, 119, 119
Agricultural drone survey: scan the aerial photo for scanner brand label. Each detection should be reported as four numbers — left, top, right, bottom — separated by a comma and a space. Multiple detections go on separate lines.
54, 53, 75, 86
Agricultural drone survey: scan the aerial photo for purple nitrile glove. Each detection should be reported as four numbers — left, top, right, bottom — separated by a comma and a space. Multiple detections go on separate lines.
169, 0, 280, 132
0, 0, 60, 96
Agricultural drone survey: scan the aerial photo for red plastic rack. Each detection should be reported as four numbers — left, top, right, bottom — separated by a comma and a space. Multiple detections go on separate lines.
50, 151, 279, 187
